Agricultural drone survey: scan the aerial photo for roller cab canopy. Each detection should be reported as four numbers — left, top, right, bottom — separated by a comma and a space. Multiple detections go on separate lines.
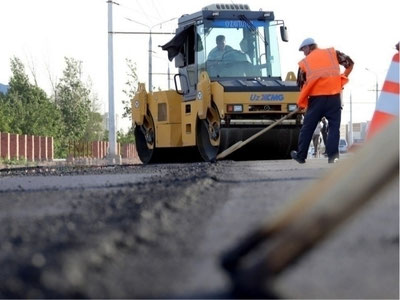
162, 25, 196, 62
161, 4, 290, 100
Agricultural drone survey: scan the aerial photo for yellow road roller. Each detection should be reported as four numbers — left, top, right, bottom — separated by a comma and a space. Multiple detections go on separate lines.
132, 3, 302, 163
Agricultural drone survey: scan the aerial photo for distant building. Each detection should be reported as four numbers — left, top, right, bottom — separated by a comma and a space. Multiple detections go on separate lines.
347, 122, 369, 143
0, 83, 9, 94
341, 122, 369, 145
340, 124, 347, 139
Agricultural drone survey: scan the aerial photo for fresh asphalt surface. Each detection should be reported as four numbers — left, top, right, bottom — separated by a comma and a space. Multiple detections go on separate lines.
0, 156, 398, 298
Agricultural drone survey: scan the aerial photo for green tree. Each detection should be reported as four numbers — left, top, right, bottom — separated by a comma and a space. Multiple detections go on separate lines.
121, 58, 139, 120
102, 129, 109, 142
0, 92, 12, 132
102, 128, 135, 145
117, 127, 135, 144
2, 57, 62, 139
81, 82, 105, 142
55, 57, 92, 154
82, 111, 105, 141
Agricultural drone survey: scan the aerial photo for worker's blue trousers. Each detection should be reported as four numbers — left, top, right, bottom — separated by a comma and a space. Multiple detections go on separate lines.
296, 94, 341, 161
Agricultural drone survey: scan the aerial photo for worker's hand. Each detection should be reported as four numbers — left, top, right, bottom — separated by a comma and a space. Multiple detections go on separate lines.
341, 74, 349, 86
297, 95, 308, 110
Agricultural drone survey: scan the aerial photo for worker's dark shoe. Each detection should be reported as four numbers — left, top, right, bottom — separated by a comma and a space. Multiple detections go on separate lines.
328, 157, 339, 164
291, 151, 305, 164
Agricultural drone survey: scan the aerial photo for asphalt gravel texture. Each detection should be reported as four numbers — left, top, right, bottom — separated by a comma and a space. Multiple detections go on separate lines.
0, 160, 398, 298
0, 163, 229, 298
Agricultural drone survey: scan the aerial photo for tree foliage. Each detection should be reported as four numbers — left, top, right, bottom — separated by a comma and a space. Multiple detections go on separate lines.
102, 128, 135, 145
0, 57, 62, 138
117, 127, 135, 144
55, 57, 92, 141
0, 92, 12, 132
1, 56, 106, 158
121, 58, 139, 120
82, 111, 105, 142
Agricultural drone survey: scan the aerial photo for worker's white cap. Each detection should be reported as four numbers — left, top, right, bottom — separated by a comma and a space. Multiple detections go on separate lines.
299, 38, 316, 51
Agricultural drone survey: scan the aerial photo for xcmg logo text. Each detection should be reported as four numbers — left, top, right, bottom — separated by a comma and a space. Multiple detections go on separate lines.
250, 94, 284, 101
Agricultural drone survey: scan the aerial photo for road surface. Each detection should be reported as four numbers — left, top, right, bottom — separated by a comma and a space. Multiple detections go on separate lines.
0, 157, 398, 298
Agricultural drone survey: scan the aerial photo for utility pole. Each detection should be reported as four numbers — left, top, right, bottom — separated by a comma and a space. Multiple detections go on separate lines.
168, 63, 171, 90
349, 92, 353, 146
124, 17, 177, 92
148, 32, 153, 92
107, 1, 120, 164
365, 68, 379, 106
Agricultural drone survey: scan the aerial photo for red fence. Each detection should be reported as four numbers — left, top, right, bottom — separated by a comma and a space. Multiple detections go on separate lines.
68, 141, 139, 160
0, 132, 53, 161
0, 133, 139, 163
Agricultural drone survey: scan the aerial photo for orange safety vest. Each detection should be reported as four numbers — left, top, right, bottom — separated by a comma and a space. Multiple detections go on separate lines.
367, 51, 399, 139
297, 48, 346, 108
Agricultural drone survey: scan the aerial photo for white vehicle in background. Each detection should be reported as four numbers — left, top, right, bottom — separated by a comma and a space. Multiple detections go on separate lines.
339, 138, 348, 153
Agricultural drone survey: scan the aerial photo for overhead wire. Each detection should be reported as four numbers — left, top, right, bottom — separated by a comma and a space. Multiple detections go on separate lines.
150, 0, 163, 20
109, 0, 177, 91
114, 0, 159, 25
133, 0, 160, 23
112, 0, 176, 35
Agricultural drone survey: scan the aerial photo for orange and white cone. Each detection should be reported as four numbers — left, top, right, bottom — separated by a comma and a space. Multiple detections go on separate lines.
367, 50, 399, 139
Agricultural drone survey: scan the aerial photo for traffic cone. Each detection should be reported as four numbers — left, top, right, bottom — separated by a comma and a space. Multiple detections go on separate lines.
367, 50, 399, 139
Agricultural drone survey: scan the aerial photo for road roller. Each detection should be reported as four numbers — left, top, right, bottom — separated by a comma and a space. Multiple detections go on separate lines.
132, 3, 303, 163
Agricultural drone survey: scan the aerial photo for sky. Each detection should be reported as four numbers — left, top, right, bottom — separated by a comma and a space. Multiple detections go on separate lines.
0, 0, 398, 132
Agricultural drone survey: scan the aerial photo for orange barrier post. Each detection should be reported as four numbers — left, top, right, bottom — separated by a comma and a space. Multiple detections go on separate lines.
367, 49, 399, 139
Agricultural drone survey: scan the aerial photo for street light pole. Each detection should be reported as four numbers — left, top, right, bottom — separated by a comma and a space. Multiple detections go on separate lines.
107, 0, 119, 163
149, 31, 153, 92
168, 63, 171, 90
349, 92, 353, 146
365, 68, 379, 105
125, 17, 177, 92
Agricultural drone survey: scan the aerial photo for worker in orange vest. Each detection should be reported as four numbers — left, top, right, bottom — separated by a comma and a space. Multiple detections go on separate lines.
291, 38, 354, 164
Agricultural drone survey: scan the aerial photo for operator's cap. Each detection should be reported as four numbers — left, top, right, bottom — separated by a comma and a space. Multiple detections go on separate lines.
299, 38, 316, 51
